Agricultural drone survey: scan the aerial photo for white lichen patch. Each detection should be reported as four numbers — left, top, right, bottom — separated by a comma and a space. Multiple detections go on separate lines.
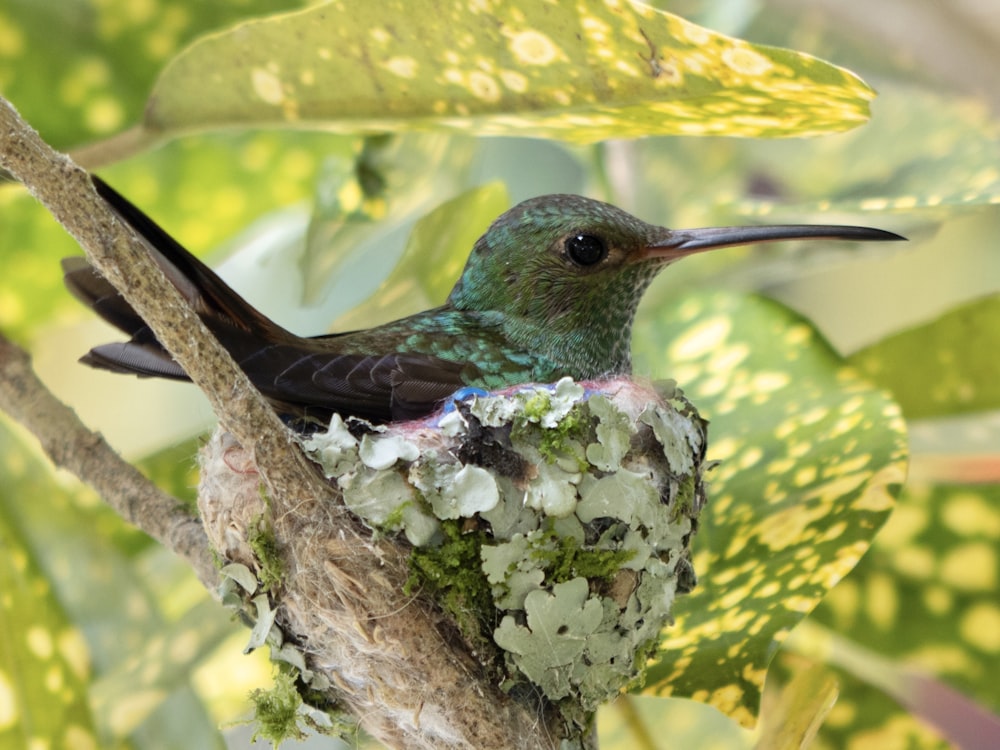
301, 377, 709, 718
304, 415, 359, 476
359, 431, 419, 470
524, 459, 580, 517
493, 578, 604, 699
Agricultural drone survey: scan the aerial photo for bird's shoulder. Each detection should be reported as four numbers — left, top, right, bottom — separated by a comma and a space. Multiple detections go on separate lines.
256, 307, 566, 422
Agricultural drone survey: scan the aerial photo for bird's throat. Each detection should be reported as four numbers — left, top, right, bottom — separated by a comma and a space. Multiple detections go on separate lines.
498, 305, 636, 379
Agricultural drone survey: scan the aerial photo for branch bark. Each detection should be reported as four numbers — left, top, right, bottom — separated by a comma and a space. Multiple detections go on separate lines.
0, 331, 217, 588
0, 96, 561, 748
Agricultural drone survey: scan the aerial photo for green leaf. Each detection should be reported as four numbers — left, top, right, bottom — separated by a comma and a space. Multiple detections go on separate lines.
0, 188, 83, 344
135, 439, 202, 509
785, 621, 1000, 750
729, 86, 1000, 216
610, 85, 1000, 307
1, 130, 355, 343
849, 294, 1000, 419
0, 502, 96, 750
0, 424, 232, 748
130, 689, 228, 750
90, 599, 236, 738
599, 694, 752, 749
300, 134, 479, 302
771, 652, 950, 750
632, 291, 907, 726
805, 481, 1000, 747
332, 181, 509, 330
754, 663, 839, 750
145, 0, 875, 143
0, 0, 308, 149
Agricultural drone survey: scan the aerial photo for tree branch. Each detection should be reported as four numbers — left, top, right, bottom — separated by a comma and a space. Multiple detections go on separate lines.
0, 97, 329, 511
0, 331, 217, 588
0, 96, 562, 749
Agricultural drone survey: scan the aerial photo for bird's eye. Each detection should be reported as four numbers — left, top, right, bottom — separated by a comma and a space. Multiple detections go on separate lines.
565, 234, 608, 266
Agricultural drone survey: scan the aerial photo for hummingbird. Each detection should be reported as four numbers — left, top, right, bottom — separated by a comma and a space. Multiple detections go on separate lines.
64, 176, 903, 425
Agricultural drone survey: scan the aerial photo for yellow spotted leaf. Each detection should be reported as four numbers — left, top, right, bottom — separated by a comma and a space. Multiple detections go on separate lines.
145, 0, 876, 142
0, 425, 233, 747
804, 482, 1000, 747
633, 291, 907, 726
718, 86, 1000, 220
0, 507, 96, 749
0, 0, 307, 148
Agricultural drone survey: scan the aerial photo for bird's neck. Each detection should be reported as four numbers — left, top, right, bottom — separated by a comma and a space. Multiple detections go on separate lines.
447, 243, 662, 380
498, 308, 637, 378
458, 270, 654, 379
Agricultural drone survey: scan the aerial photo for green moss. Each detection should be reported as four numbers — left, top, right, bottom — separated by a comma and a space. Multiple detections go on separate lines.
521, 390, 553, 421
250, 667, 353, 744
531, 529, 635, 584
382, 500, 410, 529
248, 516, 285, 592
250, 670, 305, 747
625, 635, 663, 692
513, 400, 592, 469
671, 471, 697, 521
405, 520, 497, 651
540, 406, 587, 466
296, 688, 355, 739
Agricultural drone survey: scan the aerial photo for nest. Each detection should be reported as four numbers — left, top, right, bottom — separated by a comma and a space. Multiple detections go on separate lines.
197, 377, 709, 749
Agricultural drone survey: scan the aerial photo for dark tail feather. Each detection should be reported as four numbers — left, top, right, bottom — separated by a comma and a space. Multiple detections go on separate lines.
62, 255, 149, 338
63, 175, 296, 378
82, 342, 189, 380
62, 256, 187, 379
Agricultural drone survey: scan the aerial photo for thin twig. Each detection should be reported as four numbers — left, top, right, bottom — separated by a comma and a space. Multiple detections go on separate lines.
0, 96, 560, 749
0, 331, 218, 588
0, 94, 335, 512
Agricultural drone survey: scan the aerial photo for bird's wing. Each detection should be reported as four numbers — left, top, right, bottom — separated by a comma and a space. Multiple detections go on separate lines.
258, 347, 477, 423
88, 175, 291, 337
64, 175, 480, 424
62, 175, 296, 380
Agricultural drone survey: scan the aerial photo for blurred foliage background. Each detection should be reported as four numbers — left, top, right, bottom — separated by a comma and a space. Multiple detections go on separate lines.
1, 0, 998, 749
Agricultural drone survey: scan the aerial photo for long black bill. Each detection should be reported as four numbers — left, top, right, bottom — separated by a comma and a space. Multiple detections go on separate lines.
648, 224, 905, 261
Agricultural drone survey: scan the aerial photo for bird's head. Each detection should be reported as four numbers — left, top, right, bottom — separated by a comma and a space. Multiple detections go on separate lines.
448, 195, 675, 321
447, 194, 902, 376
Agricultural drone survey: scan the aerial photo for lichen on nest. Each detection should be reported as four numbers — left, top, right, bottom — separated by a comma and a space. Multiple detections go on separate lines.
302, 376, 709, 723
